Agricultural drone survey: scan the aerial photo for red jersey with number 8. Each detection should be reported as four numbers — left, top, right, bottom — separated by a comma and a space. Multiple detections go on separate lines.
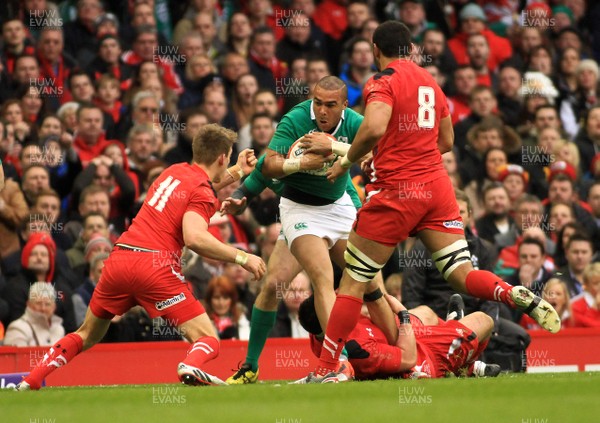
363, 59, 449, 187
117, 163, 218, 252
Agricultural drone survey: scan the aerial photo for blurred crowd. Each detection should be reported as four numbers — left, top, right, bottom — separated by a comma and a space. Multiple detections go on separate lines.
0, 0, 599, 351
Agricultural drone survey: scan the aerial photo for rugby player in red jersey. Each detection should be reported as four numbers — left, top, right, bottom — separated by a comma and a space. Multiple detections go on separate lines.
17, 124, 266, 390
297, 294, 501, 381
302, 21, 559, 382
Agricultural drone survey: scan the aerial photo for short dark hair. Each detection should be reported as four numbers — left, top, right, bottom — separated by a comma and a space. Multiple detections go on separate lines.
250, 112, 273, 126
549, 173, 575, 190
76, 103, 103, 122
83, 212, 108, 227
373, 20, 412, 58
520, 237, 546, 256
298, 295, 322, 335
534, 104, 558, 117
565, 232, 593, 251
315, 76, 348, 101
80, 185, 110, 205
192, 123, 237, 165
68, 68, 92, 90
250, 26, 274, 45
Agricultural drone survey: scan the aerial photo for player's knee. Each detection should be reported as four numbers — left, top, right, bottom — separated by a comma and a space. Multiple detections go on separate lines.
344, 241, 385, 283
431, 240, 472, 280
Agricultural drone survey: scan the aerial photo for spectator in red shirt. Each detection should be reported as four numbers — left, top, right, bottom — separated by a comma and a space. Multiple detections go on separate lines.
247, 0, 286, 41
248, 27, 288, 98
447, 3, 512, 72
520, 278, 576, 330
313, 0, 347, 42
72, 104, 115, 168
1, 18, 35, 75
571, 263, 600, 327
466, 34, 495, 88
447, 65, 476, 125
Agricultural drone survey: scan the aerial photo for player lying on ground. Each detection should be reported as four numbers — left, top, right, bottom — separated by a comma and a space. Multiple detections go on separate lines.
297, 293, 501, 381
302, 21, 560, 382
17, 125, 266, 390
221, 149, 392, 384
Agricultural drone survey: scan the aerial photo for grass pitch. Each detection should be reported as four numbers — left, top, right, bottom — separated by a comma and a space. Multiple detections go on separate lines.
2, 372, 599, 423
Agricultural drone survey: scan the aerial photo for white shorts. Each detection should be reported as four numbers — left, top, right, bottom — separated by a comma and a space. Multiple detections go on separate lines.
279, 192, 357, 249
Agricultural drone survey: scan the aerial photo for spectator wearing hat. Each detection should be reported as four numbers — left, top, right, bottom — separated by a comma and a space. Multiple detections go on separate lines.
551, 5, 576, 35
95, 12, 119, 39
571, 263, 600, 327
497, 164, 529, 210
447, 3, 512, 73
63, 0, 104, 67
3, 232, 76, 332
3, 282, 65, 347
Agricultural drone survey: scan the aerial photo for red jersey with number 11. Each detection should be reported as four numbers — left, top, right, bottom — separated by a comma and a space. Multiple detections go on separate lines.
117, 163, 217, 253
363, 59, 449, 187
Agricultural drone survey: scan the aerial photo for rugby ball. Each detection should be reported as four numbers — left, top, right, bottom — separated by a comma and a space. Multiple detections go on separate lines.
287, 133, 338, 176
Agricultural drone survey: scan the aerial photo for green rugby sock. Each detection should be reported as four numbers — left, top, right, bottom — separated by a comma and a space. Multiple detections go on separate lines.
245, 306, 277, 372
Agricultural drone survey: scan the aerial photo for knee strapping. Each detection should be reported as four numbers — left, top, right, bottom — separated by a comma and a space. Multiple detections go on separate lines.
431, 239, 471, 280
344, 242, 384, 283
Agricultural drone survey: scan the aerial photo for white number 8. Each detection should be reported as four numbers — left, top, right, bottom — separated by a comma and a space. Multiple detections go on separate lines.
418, 86, 435, 128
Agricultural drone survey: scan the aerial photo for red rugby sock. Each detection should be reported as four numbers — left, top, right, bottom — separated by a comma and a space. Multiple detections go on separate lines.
316, 295, 363, 376
465, 270, 515, 307
182, 336, 219, 367
24, 333, 83, 390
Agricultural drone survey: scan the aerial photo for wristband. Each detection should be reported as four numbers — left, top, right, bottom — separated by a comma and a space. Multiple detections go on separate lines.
226, 164, 244, 181
235, 250, 248, 266
282, 158, 301, 175
332, 141, 350, 156
363, 288, 383, 302
398, 310, 411, 325
340, 155, 353, 169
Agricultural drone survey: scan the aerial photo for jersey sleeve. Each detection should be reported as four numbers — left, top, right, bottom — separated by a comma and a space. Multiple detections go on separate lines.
268, 114, 299, 156
363, 76, 394, 107
244, 168, 269, 196
186, 184, 218, 223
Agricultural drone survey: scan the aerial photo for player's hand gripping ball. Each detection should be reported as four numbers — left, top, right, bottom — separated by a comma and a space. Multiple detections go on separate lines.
289, 133, 338, 176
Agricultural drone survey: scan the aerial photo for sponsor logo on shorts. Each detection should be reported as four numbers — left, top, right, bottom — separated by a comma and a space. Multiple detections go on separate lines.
442, 220, 464, 229
294, 222, 308, 230
155, 292, 186, 311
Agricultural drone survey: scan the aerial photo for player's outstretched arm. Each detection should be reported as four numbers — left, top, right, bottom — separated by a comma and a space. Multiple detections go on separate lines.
182, 211, 266, 280
438, 115, 454, 154
212, 148, 257, 191
385, 294, 417, 370
261, 148, 328, 179
327, 102, 391, 182
220, 183, 254, 215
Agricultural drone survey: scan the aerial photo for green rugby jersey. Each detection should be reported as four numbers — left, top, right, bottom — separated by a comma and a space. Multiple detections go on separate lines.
244, 155, 362, 209
266, 100, 364, 202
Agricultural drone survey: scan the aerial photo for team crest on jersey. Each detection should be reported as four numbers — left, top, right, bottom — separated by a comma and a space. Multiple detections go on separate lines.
155, 292, 186, 311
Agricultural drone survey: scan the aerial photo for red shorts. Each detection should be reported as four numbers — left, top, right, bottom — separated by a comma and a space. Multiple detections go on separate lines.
417, 320, 480, 378
89, 249, 204, 324
355, 175, 463, 246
